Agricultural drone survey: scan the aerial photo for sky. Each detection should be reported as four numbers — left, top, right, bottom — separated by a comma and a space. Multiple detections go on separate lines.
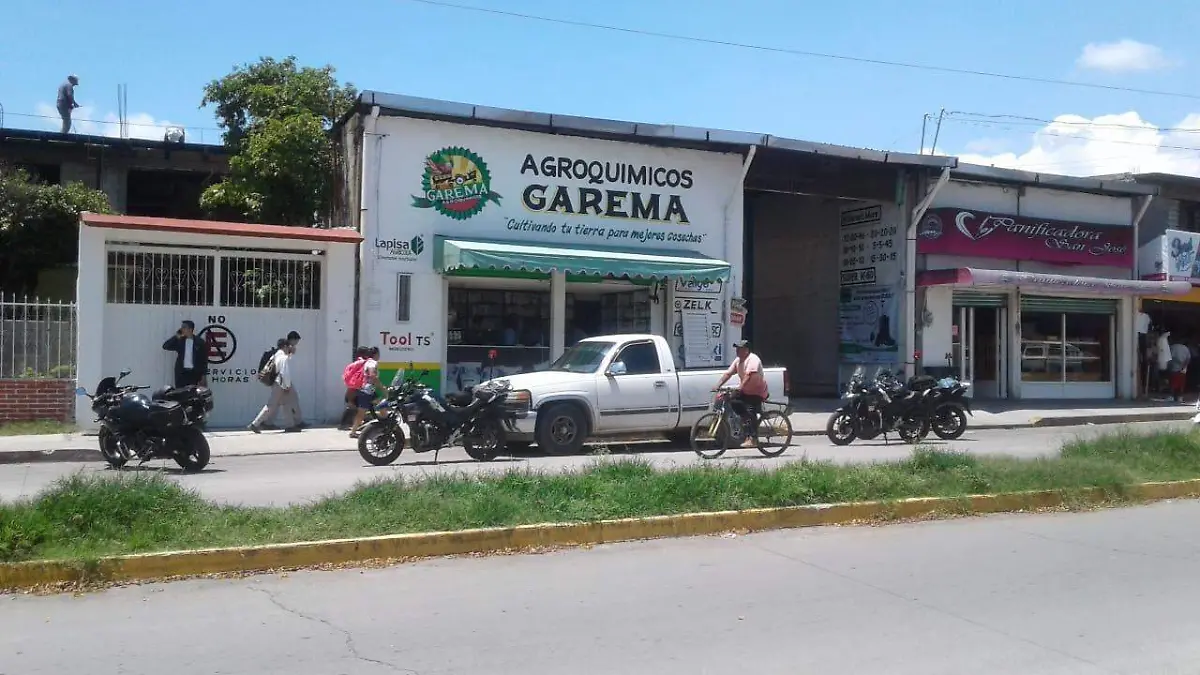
4, 0, 1200, 177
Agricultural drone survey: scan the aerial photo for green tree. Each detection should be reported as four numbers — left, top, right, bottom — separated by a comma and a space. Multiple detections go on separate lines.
0, 166, 113, 295
200, 56, 357, 226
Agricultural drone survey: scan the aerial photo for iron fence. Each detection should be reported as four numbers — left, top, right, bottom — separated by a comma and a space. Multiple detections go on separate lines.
0, 294, 77, 379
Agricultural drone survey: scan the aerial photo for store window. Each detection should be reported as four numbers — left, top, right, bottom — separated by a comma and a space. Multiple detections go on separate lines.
1020, 311, 1113, 383
567, 288, 651, 345
445, 284, 655, 394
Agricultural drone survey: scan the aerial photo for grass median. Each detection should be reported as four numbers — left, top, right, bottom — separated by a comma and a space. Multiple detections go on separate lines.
3, 429, 1200, 563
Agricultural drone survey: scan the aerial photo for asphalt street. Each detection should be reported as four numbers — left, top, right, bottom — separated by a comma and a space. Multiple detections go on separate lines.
0, 421, 1187, 506
5, 500, 1200, 674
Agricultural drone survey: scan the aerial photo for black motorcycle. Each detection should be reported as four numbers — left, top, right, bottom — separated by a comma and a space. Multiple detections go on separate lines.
826, 366, 932, 446
926, 375, 972, 440
356, 369, 517, 466
76, 369, 214, 471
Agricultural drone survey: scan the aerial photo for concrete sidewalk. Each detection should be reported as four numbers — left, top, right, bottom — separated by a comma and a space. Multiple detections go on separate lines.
0, 398, 1195, 464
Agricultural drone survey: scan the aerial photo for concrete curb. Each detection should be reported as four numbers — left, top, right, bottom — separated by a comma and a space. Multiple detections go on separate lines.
0, 414, 1193, 464
4, 478, 1200, 592
1026, 412, 1195, 428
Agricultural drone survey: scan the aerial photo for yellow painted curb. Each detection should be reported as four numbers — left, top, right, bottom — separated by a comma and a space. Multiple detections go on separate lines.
5, 479, 1200, 592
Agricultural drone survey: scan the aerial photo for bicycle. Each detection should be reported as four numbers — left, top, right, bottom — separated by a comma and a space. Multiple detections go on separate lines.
690, 387, 794, 459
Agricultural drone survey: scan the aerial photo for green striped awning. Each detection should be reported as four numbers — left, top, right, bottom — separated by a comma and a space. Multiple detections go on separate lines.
434, 236, 731, 282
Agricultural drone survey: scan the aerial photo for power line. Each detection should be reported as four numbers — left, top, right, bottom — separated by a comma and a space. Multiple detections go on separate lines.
400, 0, 1200, 100
942, 117, 1200, 153
946, 110, 1200, 134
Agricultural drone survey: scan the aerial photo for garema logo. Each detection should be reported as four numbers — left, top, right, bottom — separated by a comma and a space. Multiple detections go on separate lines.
411, 147, 502, 221
198, 324, 237, 365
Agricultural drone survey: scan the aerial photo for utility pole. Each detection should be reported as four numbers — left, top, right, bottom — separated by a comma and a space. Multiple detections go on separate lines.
929, 108, 946, 156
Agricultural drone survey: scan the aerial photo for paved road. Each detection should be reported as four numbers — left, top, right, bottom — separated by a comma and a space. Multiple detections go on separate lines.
6, 500, 1200, 674
0, 421, 1187, 506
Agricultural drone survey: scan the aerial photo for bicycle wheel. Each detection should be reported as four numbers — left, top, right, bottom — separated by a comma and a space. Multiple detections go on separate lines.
690, 412, 731, 459
755, 411, 793, 457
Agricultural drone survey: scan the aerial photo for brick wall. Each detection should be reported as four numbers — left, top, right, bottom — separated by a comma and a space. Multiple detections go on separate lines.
0, 379, 75, 423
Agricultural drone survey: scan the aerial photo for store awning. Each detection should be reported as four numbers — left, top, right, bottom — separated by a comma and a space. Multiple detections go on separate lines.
434, 237, 731, 282
918, 267, 1192, 296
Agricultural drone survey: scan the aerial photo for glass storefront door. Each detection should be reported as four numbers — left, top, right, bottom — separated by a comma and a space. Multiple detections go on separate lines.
952, 305, 1008, 399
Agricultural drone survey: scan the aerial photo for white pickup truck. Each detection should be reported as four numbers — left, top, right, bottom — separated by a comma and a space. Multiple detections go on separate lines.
492, 334, 789, 455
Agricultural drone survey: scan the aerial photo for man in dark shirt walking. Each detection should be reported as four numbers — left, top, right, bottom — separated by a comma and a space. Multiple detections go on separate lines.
57, 75, 79, 133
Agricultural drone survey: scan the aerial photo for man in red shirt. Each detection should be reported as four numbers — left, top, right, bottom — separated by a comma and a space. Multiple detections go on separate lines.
714, 339, 769, 446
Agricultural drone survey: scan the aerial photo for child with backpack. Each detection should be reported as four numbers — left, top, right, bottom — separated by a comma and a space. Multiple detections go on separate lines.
339, 347, 369, 430
348, 347, 383, 439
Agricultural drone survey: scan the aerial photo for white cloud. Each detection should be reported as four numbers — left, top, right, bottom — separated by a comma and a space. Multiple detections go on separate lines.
954, 111, 1200, 178
1076, 39, 1172, 73
34, 102, 185, 141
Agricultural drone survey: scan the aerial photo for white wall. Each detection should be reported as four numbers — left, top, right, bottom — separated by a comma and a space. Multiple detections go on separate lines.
359, 115, 747, 389
932, 181, 1131, 225
75, 223, 358, 429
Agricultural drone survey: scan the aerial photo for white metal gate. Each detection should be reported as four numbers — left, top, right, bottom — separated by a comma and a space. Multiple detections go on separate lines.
102, 244, 324, 429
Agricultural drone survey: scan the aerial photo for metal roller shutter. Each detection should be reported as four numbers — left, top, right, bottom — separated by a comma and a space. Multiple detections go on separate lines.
1019, 296, 1119, 314
952, 291, 1008, 308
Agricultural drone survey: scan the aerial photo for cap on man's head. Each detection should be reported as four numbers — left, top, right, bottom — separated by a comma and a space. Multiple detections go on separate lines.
181, 320, 195, 330
733, 339, 750, 349
68, 74, 79, 83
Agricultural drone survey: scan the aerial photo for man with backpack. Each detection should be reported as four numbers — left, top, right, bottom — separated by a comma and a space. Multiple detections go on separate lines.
249, 338, 301, 433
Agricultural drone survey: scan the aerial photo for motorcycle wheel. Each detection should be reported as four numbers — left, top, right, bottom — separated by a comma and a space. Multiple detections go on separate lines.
931, 404, 968, 441
825, 411, 857, 446
464, 420, 505, 462
357, 421, 406, 466
173, 427, 210, 473
898, 414, 930, 445
97, 426, 128, 469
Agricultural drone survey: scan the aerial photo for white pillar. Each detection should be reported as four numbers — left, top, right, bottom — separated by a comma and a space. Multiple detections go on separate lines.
550, 271, 567, 361
75, 221, 107, 429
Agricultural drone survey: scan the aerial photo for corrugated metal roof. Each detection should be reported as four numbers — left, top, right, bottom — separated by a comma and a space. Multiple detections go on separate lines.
357, 91, 958, 170
81, 213, 362, 244
952, 163, 1158, 198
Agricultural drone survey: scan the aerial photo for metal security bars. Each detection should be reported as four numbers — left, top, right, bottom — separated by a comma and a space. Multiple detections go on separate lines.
105, 247, 324, 310
0, 295, 78, 379
220, 255, 322, 310
106, 250, 216, 305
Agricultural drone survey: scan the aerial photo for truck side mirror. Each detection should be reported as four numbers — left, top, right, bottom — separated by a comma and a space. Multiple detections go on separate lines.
606, 361, 627, 377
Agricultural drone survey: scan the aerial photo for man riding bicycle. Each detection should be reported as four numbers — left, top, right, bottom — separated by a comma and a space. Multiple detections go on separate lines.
713, 339, 769, 446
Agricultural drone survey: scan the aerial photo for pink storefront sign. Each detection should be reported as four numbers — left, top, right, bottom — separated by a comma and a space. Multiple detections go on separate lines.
916, 208, 1134, 267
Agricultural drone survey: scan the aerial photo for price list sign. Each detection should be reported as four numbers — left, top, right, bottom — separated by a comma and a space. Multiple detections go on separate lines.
839, 203, 902, 287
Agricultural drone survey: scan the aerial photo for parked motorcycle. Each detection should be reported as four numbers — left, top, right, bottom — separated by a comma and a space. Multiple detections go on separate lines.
76, 369, 214, 471
926, 376, 972, 440
356, 367, 518, 466
826, 366, 932, 446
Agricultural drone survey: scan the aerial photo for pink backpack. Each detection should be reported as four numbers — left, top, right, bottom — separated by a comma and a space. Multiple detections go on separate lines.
342, 359, 367, 389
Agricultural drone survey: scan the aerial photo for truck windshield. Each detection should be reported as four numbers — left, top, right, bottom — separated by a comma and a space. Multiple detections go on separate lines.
548, 341, 615, 373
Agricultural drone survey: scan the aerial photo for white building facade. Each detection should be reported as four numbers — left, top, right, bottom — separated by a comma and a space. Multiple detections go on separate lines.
347, 107, 750, 394
915, 169, 1187, 400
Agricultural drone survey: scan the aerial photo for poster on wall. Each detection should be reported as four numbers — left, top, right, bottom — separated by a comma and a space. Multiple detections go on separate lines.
838, 285, 900, 364
838, 202, 902, 287
671, 278, 726, 369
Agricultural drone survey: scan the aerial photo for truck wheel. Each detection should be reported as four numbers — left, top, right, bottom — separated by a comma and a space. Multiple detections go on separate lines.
537, 403, 587, 456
